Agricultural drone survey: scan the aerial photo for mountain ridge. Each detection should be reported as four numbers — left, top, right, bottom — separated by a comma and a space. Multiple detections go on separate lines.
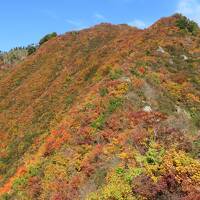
0, 14, 200, 199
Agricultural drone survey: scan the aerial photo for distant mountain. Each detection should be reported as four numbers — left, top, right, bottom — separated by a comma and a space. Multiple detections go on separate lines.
0, 14, 200, 200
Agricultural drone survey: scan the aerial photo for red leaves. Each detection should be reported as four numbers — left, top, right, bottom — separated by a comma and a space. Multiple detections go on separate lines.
132, 77, 145, 88
76, 126, 93, 145
132, 174, 183, 199
0, 165, 27, 194
81, 144, 103, 177
52, 176, 81, 200
138, 67, 146, 74
129, 111, 167, 126
132, 126, 149, 145
133, 173, 200, 200
182, 192, 200, 200
156, 127, 192, 152
28, 176, 41, 199
81, 163, 95, 177
44, 128, 70, 156
106, 115, 124, 131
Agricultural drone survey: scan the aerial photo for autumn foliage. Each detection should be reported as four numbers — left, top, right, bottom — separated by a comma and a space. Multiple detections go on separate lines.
0, 14, 200, 199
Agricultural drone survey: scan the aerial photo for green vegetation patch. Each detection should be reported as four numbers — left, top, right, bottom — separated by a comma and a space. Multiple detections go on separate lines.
39, 32, 57, 45
91, 97, 123, 130
176, 14, 199, 35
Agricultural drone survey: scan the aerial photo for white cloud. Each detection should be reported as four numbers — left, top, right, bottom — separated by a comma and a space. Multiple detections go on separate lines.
128, 19, 146, 29
94, 13, 106, 20
177, 0, 200, 24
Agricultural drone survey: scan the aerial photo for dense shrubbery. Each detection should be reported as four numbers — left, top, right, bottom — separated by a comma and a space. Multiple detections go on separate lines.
0, 44, 38, 66
99, 88, 108, 97
0, 15, 200, 200
39, 32, 57, 45
176, 14, 199, 35
0, 32, 58, 66
91, 97, 123, 130
1, 47, 28, 64
27, 44, 37, 55
109, 69, 123, 80
0, 51, 3, 61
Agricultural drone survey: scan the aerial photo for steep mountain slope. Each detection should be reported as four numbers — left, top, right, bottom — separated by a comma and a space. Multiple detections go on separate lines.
0, 14, 200, 199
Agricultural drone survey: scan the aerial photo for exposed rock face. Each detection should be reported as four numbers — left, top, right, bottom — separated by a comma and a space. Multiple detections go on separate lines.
180, 54, 188, 60
143, 105, 152, 112
157, 46, 165, 53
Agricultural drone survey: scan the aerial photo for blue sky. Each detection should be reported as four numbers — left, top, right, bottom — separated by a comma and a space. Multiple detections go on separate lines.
0, 0, 200, 51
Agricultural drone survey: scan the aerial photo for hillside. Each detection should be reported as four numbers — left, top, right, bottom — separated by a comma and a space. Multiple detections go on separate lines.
0, 14, 200, 199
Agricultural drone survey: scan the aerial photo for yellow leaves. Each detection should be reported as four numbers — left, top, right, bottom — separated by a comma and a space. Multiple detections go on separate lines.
161, 149, 200, 186
186, 93, 200, 104
146, 72, 161, 85
163, 80, 197, 104
112, 138, 119, 145
164, 81, 183, 99
134, 141, 165, 181
110, 82, 129, 98
87, 169, 135, 200
103, 145, 116, 155
43, 156, 69, 181
192, 173, 200, 185
118, 152, 129, 160
40, 153, 69, 196
147, 127, 154, 135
